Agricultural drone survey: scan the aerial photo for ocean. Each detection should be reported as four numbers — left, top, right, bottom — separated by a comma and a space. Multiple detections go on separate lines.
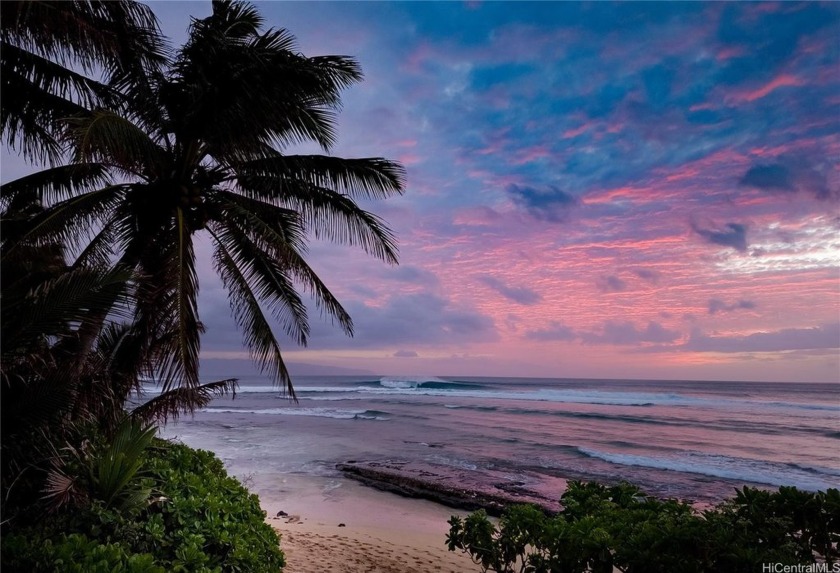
157, 376, 840, 507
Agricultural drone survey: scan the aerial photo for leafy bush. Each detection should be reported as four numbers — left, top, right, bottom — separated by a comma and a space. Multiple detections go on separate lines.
2, 440, 284, 573
447, 481, 840, 573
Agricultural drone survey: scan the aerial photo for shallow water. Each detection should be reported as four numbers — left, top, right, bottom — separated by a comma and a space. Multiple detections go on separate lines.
158, 376, 840, 504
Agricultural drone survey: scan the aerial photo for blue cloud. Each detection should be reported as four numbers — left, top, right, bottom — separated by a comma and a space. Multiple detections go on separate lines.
684, 323, 840, 353
708, 299, 757, 315
393, 350, 419, 357
525, 321, 576, 342
598, 275, 627, 293
506, 184, 578, 222
581, 321, 681, 345
692, 222, 748, 252
479, 275, 542, 305
740, 164, 793, 192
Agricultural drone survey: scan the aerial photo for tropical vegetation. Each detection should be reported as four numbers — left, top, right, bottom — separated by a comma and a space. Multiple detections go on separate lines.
1, 0, 402, 570
2, 434, 285, 573
447, 480, 840, 573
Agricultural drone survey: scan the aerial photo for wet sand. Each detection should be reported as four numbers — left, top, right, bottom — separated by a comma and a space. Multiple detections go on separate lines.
272, 519, 476, 573
258, 474, 480, 573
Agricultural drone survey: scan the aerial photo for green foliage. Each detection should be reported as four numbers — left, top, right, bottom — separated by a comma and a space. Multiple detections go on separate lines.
89, 420, 157, 512
1, 533, 162, 573
142, 441, 284, 572
447, 481, 840, 573
2, 440, 284, 573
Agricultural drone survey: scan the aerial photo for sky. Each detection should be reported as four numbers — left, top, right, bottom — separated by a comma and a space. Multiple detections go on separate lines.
7, 2, 840, 382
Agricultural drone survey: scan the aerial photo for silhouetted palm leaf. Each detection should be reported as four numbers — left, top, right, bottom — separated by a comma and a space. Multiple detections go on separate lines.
131, 378, 238, 423
1, 0, 165, 163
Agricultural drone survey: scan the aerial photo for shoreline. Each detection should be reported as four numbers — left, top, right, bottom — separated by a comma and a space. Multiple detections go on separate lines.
255, 474, 479, 572
250, 465, 737, 572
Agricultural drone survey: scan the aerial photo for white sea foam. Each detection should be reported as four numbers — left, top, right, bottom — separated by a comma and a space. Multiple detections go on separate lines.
293, 384, 839, 413
140, 384, 283, 396
202, 407, 388, 420
577, 447, 840, 492
379, 376, 449, 388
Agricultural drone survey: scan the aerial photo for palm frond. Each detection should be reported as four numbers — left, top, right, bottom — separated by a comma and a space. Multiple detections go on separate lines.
137, 209, 201, 394
210, 218, 310, 345
131, 378, 238, 423
210, 188, 304, 244
174, 208, 201, 390
235, 154, 405, 201
0, 163, 110, 208
1, 42, 114, 109
1, 1, 164, 74
213, 191, 353, 335
208, 225, 296, 397
0, 265, 134, 364
89, 322, 153, 421
237, 175, 400, 263
70, 219, 118, 269
201, 0, 263, 40
89, 418, 156, 511
1, 184, 128, 258
65, 110, 165, 175
171, 2, 364, 154
1, 0, 166, 163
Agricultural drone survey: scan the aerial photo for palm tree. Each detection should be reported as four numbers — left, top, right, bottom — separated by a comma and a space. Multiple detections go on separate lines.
0, 0, 165, 164
2, 1, 405, 413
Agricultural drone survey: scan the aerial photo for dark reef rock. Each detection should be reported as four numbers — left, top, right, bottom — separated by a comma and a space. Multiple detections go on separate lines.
337, 459, 563, 516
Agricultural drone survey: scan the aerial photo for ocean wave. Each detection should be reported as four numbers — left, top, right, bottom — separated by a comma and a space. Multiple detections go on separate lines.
296, 384, 839, 413
378, 376, 485, 390
141, 383, 285, 396
576, 447, 840, 492
201, 407, 390, 420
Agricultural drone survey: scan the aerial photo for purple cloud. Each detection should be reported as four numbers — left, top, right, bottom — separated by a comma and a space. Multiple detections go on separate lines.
478, 275, 542, 305
581, 321, 681, 346
740, 163, 793, 192
692, 222, 748, 252
631, 268, 660, 285
684, 323, 840, 353
304, 293, 499, 349
393, 350, 419, 357
506, 184, 578, 222
708, 299, 757, 315
598, 275, 628, 293
524, 321, 577, 342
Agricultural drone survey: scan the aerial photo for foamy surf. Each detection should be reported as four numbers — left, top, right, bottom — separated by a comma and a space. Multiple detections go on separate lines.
202, 407, 390, 420
576, 447, 840, 492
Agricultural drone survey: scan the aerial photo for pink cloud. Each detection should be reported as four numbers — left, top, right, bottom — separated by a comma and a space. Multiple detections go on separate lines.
728, 74, 807, 103
562, 123, 591, 139
401, 41, 434, 74
398, 153, 423, 166
510, 145, 552, 165
688, 102, 716, 112
716, 45, 745, 62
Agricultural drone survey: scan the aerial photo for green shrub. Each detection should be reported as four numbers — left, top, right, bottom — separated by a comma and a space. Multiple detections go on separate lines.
143, 441, 285, 572
447, 481, 840, 573
1, 440, 284, 573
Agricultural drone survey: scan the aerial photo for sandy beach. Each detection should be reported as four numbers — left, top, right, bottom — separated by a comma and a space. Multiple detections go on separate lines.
272, 519, 476, 573
258, 474, 480, 573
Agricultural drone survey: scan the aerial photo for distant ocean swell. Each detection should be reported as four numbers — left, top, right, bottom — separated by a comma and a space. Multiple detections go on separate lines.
297, 380, 840, 413
202, 407, 390, 421
574, 447, 840, 492
451, 405, 831, 438
149, 377, 840, 414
